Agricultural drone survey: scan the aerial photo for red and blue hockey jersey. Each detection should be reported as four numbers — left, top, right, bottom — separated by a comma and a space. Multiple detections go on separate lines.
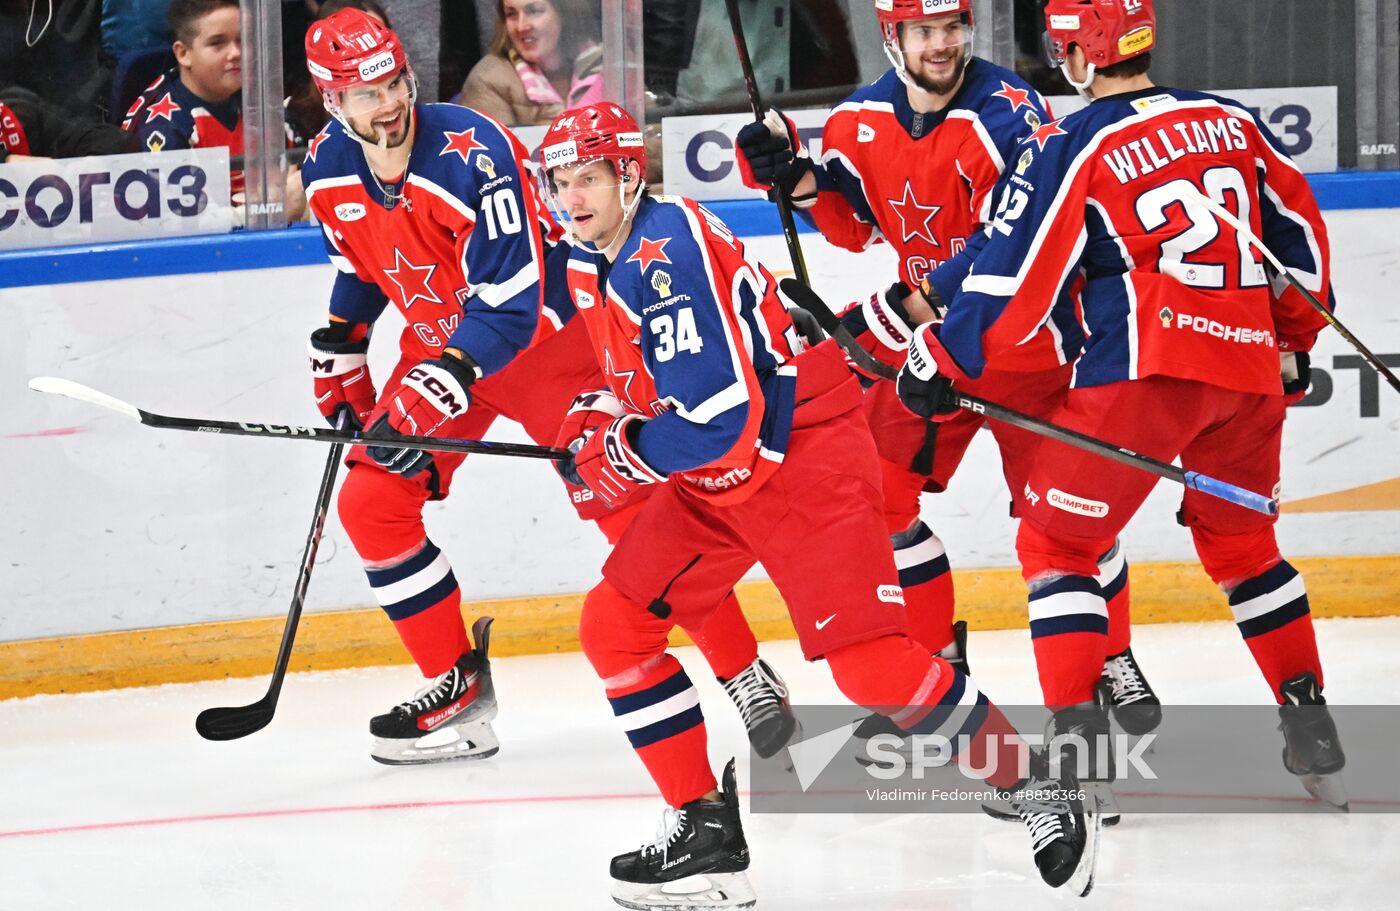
122, 69, 244, 190
301, 103, 569, 377
808, 58, 1073, 371
566, 195, 806, 504
940, 87, 1334, 397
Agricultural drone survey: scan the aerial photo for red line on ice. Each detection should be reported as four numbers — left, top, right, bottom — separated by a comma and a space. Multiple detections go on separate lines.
0, 792, 660, 840
4, 426, 88, 439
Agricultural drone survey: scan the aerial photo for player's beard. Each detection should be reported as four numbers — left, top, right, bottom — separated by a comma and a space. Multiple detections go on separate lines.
353, 104, 412, 150
908, 45, 968, 96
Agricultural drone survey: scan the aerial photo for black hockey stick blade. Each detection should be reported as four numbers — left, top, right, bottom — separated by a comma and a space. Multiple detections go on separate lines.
28, 376, 569, 460
195, 443, 343, 741
1184, 187, 1400, 396
778, 278, 898, 380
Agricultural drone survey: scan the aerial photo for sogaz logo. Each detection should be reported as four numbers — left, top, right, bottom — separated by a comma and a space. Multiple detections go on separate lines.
358, 51, 396, 81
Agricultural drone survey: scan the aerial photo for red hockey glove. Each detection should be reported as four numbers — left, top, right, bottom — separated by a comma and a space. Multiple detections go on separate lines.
897, 324, 966, 422
553, 389, 626, 487
735, 109, 813, 201
838, 282, 919, 380
364, 353, 479, 477
566, 414, 667, 509
1281, 351, 1313, 406
309, 322, 376, 430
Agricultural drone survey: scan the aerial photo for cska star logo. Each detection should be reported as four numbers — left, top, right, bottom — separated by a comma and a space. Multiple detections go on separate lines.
144, 92, 181, 124
1028, 119, 1069, 151
887, 180, 941, 246
650, 270, 673, 298
441, 127, 488, 164
384, 247, 445, 309
307, 127, 331, 163
627, 236, 671, 272
992, 81, 1034, 113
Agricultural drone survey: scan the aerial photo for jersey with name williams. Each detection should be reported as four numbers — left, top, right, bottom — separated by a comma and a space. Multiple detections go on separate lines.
566, 195, 807, 504
301, 103, 568, 376
809, 58, 1074, 371
941, 86, 1334, 396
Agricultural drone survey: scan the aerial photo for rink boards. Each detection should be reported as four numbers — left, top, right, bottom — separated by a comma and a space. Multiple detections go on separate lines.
2, 205, 1397, 697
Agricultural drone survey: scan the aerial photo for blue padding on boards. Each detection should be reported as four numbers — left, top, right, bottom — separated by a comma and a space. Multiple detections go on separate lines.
0, 224, 329, 288
2, 172, 1396, 289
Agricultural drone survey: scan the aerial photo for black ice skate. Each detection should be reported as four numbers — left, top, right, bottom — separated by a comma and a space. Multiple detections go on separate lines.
369, 616, 498, 765
1278, 672, 1348, 811
851, 621, 969, 768
1011, 758, 1100, 896
720, 657, 798, 759
983, 686, 1120, 827
1100, 647, 1162, 736
610, 759, 755, 910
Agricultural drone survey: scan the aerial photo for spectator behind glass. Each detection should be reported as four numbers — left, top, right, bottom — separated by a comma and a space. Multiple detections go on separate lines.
285, 0, 390, 146
458, 0, 604, 127
121, 0, 241, 153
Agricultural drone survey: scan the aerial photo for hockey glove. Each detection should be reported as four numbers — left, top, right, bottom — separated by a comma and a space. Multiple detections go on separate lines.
735, 109, 813, 201
897, 324, 965, 422
553, 389, 627, 487
365, 353, 479, 478
566, 414, 667, 509
309, 321, 376, 430
838, 282, 919, 380
1281, 351, 1312, 406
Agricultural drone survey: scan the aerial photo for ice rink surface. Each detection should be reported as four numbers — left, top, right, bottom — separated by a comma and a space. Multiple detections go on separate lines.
4, 617, 1399, 911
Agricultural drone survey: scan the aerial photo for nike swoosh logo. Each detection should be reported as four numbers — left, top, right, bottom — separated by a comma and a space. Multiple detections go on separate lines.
816, 614, 837, 630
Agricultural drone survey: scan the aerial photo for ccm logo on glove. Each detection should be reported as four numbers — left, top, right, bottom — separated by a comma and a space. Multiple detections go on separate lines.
404, 365, 469, 417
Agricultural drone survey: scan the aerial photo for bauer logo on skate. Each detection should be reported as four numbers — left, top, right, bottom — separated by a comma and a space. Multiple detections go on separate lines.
1047, 488, 1110, 517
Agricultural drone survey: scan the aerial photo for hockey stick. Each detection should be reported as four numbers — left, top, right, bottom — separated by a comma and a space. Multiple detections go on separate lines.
1183, 187, 1400, 396
779, 279, 1279, 516
28, 377, 570, 461
195, 443, 341, 740
724, 0, 812, 288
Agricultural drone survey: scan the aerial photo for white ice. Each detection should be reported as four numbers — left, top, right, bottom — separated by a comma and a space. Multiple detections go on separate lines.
3, 617, 1398, 910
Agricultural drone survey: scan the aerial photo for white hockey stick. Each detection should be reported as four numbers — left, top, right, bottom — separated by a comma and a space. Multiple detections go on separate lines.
1183, 187, 1400, 395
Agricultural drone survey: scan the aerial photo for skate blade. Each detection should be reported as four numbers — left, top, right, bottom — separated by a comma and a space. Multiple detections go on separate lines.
1301, 772, 1350, 812
611, 871, 756, 910
1090, 780, 1121, 828
1067, 796, 1102, 898
371, 722, 500, 766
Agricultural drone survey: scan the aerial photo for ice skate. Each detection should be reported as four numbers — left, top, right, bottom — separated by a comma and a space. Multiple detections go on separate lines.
610, 759, 756, 910
720, 657, 799, 760
1011, 759, 1100, 896
370, 616, 499, 765
1101, 646, 1162, 736
1278, 673, 1348, 811
852, 621, 968, 768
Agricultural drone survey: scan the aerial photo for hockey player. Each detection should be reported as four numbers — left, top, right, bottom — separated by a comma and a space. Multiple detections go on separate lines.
734, 0, 1161, 738
299, 9, 794, 765
897, 0, 1346, 808
539, 102, 1098, 907
123, 0, 246, 188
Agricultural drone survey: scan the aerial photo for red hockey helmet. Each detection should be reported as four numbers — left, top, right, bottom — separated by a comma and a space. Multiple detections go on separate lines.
1043, 0, 1156, 72
538, 103, 647, 182
873, 0, 974, 42
305, 8, 411, 96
